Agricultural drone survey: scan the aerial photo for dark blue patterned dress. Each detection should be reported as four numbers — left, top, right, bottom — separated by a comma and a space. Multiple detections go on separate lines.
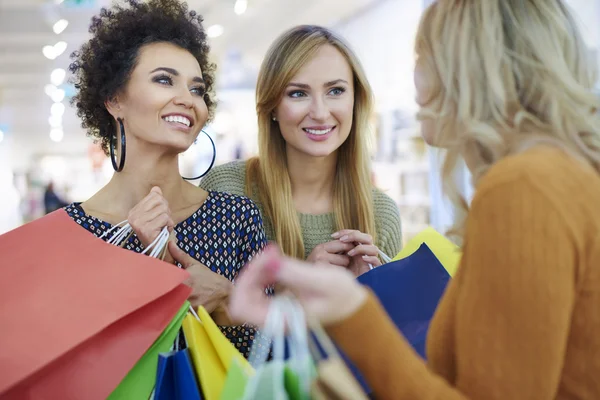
64, 190, 269, 358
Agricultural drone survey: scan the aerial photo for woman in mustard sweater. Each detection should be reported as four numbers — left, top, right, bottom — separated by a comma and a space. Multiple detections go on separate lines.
228, 0, 600, 398
200, 26, 402, 275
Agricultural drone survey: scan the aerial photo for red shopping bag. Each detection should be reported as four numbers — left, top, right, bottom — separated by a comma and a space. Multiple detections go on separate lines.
0, 210, 191, 399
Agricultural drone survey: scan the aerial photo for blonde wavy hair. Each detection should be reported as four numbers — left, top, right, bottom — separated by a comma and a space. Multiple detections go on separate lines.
416, 0, 600, 241
246, 25, 376, 259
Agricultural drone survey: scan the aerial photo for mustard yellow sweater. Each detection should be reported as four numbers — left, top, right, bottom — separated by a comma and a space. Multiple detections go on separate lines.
328, 147, 600, 399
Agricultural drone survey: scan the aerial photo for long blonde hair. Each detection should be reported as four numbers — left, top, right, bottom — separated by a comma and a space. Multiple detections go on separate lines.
246, 25, 376, 259
415, 0, 600, 241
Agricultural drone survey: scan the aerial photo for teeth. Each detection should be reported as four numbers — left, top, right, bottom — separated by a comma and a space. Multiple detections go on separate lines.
163, 115, 191, 127
305, 127, 333, 135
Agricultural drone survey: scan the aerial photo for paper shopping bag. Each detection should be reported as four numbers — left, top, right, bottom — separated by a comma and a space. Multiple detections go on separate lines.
108, 301, 190, 399
155, 348, 202, 400
392, 226, 461, 276
309, 324, 369, 400
0, 209, 191, 399
182, 306, 253, 400
341, 243, 451, 395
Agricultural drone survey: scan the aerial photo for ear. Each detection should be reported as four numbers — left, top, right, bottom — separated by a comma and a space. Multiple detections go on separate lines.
104, 96, 122, 120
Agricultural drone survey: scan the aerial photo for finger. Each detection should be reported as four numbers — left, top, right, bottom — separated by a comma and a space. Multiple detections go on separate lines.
347, 244, 379, 257
322, 240, 354, 254
151, 186, 162, 195
236, 244, 282, 289
168, 241, 197, 269
337, 230, 373, 245
141, 203, 171, 224
361, 255, 381, 267
320, 253, 351, 267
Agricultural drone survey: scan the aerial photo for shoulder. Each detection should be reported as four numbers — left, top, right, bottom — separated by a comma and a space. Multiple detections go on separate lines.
475, 147, 600, 207
199, 160, 247, 195
206, 190, 262, 222
472, 147, 600, 246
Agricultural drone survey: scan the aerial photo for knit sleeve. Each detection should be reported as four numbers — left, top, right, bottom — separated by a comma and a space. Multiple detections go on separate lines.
327, 175, 577, 400
198, 161, 248, 197
372, 189, 402, 260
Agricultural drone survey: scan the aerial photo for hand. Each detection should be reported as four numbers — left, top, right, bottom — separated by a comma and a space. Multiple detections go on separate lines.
306, 240, 354, 267
229, 245, 368, 327
128, 187, 174, 248
169, 241, 233, 313
333, 229, 382, 276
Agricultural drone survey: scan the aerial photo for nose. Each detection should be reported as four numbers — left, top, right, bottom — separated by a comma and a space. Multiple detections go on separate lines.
309, 96, 330, 121
173, 88, 194, 109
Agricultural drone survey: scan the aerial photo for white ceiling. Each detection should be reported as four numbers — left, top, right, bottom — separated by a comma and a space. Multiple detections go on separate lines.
0, 0, 380, 168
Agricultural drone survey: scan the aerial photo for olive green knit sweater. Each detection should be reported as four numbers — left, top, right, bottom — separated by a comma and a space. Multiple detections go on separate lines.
199, 160, 403, 260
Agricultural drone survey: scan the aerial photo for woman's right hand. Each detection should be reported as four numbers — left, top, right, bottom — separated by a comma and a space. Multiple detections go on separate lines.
128, 186, 175, 248
230, 245, 368, 327
306, 240, 354, 267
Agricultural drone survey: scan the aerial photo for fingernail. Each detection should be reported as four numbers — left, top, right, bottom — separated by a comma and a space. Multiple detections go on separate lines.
331, 232, 340, 238
362, 255, 369, 260
348, 249, 356, 256
340, 235, 349, 242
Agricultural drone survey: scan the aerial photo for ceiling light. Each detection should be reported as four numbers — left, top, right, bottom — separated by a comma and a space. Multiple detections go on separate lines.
51, 102, 65, 117
54, 41, 67, 56
50, 88, 65, 103
53, 19, 69, 34
0, 130, 4, 144
45, 84, 57, 97
50, 68, 66, 86
43, 45, 57, 60
50, 128, 64, 143
49, 115, 62, 128
42, 41, 67, 60
234, 0, 247, 15
207, 24, 224, 38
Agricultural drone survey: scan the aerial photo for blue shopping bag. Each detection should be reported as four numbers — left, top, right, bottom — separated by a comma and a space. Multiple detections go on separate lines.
155, 348, 202, 400
342, 243, 451, 394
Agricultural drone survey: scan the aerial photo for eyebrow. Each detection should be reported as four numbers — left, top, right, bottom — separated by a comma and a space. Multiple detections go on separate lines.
287, 79, 349, 89
150, 67, 205, 84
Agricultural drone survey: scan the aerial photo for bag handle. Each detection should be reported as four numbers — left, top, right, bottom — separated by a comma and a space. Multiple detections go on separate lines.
100, 219, 170, 260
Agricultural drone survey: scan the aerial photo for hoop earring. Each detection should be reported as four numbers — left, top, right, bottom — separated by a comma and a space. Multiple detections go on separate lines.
110, 118, 126, 172
181, 129, 216, 180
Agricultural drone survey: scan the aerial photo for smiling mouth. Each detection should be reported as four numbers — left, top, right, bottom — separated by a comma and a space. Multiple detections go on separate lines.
162, 115, 193, 128
302, 126, 335, 135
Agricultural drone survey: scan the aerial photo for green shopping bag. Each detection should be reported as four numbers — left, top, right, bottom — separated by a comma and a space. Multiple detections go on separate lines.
238, 297, 315, 400
108, 301, 190, 399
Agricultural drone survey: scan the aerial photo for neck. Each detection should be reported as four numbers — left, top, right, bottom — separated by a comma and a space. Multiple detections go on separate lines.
92, 141, 188, 218
286, 146, 337, 213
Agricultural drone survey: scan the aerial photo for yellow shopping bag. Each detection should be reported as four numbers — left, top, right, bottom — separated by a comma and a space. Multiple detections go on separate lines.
392, 227, 461, 277
182, 307, 254, 400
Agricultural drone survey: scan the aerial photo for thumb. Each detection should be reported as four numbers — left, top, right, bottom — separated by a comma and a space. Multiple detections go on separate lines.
168, 241, 195, 268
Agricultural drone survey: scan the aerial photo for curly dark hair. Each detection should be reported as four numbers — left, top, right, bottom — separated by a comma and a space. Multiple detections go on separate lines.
69, 0, 216, 154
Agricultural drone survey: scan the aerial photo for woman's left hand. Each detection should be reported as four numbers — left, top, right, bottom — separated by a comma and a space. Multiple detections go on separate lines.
332, 229, 382, 276
168, 242, 233, 314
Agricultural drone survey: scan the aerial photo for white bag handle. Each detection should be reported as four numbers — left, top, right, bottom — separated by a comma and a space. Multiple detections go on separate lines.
100, 219, 171, 260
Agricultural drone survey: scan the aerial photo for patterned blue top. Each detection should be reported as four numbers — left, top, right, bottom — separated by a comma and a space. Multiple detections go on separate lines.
64, 190, 269, 358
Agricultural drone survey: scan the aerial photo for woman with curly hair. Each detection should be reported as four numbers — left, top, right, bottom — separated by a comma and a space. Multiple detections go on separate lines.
66, 0, 267, 358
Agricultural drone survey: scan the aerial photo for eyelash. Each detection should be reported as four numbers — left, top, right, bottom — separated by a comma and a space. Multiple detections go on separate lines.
287, 87, 346, 98
152, 74, 206, 96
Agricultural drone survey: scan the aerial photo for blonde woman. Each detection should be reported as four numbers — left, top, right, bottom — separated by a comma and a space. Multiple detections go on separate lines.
228, 1, 600, 398
200, 25, 402, 275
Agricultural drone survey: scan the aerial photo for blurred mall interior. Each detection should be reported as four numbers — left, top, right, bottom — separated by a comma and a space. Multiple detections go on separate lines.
0, 0, 599, 242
